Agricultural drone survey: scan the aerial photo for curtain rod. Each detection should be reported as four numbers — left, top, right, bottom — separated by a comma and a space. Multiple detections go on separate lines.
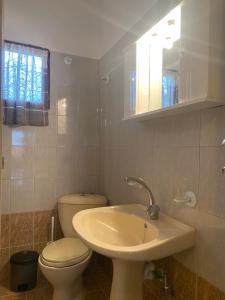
4, 40, 50, 52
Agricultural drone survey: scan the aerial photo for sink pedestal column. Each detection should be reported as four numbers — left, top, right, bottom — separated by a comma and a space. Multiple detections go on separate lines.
110, 259, 144, 300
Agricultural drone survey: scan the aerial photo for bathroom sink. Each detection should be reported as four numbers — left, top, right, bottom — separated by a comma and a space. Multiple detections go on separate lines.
73, 204, 195, 300
73, 204, 195, 261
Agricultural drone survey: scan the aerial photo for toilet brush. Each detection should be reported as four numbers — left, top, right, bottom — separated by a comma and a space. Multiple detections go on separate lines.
47, 216, 55, 244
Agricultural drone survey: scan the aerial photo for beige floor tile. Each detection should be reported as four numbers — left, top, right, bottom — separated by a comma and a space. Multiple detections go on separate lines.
197, 276, 221, 300
85, 290, 107, 300
27, 287, 53, 300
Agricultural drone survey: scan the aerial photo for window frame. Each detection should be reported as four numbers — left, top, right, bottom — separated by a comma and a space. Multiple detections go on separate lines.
3, 40, 50, 109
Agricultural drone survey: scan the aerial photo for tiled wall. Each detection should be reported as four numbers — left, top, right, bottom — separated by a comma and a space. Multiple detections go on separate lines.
98, 2, 225, 295
1, 51, 100, 214
0, 209, 65, 299
0, 50, 100, 298
0, 210, 62, 285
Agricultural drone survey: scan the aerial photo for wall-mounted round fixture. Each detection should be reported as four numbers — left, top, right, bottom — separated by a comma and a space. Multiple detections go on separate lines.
101, 74, 110, 85
173, 191, 197, 208
64, 56, 72, 65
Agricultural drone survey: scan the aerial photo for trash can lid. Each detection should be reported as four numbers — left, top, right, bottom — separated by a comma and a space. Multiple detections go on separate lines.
10, 251, 39, 265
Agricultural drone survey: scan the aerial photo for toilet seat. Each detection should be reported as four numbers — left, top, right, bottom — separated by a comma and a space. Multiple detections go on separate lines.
40, 237, 90, 268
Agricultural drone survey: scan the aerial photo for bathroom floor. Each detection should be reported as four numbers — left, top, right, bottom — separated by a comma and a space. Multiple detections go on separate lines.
3, 253, 219, 300
0, 255, 111, 300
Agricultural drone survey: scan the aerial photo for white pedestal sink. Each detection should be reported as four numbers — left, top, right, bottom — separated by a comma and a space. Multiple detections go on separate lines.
73, 204, 195, 300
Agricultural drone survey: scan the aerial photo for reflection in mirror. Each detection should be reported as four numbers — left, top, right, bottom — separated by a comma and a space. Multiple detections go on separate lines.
162, 47, 179, 108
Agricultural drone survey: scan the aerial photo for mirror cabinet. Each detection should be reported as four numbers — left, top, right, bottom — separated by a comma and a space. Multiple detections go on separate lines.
124, 0, 225, 120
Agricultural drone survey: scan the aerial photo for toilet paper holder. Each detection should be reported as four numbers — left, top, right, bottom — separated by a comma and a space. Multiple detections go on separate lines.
173, 191, 197, 208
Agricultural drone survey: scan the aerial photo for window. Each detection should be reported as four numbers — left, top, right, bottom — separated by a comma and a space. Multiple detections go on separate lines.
2, 41, 50, 126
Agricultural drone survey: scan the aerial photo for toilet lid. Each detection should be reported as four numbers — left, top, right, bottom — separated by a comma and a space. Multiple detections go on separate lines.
40, 238, 90, 268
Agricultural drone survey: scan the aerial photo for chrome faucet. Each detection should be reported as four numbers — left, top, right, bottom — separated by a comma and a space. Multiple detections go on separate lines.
124, 176, 160, 220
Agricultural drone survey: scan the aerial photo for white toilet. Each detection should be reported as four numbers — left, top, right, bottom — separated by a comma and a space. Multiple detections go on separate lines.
39, 194, 107, 300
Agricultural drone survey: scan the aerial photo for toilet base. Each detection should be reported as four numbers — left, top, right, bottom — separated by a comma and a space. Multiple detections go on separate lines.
39, 252, 92, 300
53, 277, 84, 300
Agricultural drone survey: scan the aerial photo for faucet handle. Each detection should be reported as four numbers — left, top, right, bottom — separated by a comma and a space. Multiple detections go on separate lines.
147, 204, 160, 220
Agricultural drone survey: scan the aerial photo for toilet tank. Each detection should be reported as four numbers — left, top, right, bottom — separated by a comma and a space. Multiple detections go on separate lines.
58, 194, 107, 238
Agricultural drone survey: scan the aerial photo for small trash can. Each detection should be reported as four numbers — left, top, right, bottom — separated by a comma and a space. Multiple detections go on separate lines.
10, 250, 39, 292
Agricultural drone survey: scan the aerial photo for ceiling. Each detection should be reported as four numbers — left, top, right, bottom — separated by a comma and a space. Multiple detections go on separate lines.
4, 0, 155, 59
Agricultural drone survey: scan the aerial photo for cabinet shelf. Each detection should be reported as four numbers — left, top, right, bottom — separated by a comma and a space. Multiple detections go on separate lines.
123, 98, 224, 121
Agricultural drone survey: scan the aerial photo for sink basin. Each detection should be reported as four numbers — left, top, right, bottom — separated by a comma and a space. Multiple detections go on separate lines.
73, 204, 195, 260
73, 204, 195, 300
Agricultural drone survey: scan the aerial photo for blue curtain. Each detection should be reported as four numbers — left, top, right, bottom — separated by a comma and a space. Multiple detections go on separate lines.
2, 41, 50, 126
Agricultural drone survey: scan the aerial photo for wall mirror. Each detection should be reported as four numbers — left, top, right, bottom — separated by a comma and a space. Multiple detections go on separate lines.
124, 5, 181, 118
124, 0, 225, 120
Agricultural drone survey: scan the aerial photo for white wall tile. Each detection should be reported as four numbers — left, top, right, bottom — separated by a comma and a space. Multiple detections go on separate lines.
34, 146, 57, 179
11, 127, 35, 147
55, 177, 79, 199
152, 146, 175, 211
77, 114, 99, 147
11, 146, 34, 179
77, 147, 99, 177
2, 125, 12, 150
34, 114, 57, 147
34, 178, 56, 211
200, 106, 225, 146
171, 146, 199, 201
198, 147, 225, 217
10, 178, 34, 212
57, 116, 78, 147
1, 180, 11, 214
57, 86, 78, 117
78, 174, 99, 194
56, 145, 77, 178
